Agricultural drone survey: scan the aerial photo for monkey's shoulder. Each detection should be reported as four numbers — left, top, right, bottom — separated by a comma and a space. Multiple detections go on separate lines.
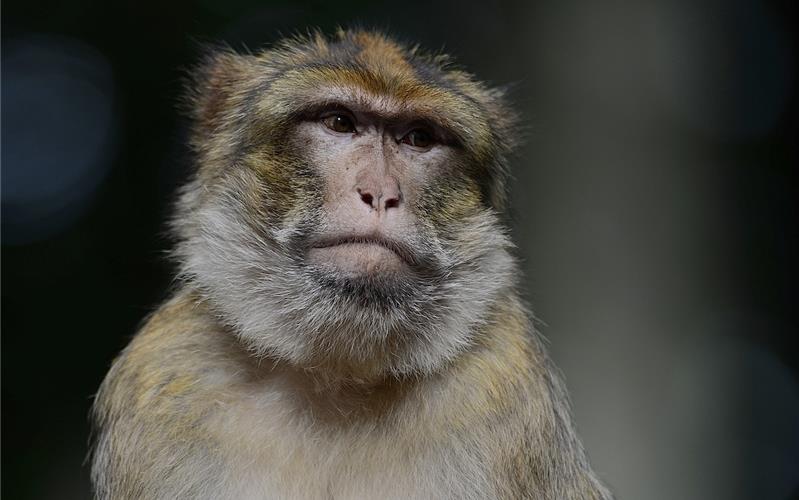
96, 291, 248, 416
91, 292, 241, 498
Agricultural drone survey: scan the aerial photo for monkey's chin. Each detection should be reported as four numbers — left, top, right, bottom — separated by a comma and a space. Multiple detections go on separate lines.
306, 243, 408, 276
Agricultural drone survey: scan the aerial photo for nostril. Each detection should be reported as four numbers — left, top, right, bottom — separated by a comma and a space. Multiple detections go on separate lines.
384, 197, 400, 209
359, 190, 374, 207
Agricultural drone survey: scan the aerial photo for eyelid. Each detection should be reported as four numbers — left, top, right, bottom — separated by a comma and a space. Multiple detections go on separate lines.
318, 107, 356, 122
400, 122, 430, 134
401, 123, 437, 138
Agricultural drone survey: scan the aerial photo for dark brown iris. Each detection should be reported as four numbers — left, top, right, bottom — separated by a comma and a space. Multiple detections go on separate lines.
322, 114, 356, 133
401, 129, 434, 149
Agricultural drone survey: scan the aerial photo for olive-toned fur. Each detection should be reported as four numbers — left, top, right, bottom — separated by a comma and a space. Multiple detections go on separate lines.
91, 29, 613, 499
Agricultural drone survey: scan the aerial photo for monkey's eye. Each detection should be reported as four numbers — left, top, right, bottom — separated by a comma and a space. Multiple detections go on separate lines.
322, 114, 356, 134
400, 129, 435, 149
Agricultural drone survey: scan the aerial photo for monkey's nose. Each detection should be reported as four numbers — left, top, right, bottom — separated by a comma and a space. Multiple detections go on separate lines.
356, 178, 402, 211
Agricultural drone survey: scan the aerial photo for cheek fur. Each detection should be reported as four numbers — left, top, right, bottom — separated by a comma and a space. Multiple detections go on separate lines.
243, 149, 324, 227
416, 173, 484, 230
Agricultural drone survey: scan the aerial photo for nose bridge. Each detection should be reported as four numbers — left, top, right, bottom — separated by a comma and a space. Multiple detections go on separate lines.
373, 137, 390, 176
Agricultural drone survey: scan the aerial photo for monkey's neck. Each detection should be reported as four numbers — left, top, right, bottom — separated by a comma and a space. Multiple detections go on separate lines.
194, 287, 533, 422
226, 339, 420, 419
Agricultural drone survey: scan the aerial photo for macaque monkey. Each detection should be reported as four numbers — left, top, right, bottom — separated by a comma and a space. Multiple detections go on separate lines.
91, 29, 613, 499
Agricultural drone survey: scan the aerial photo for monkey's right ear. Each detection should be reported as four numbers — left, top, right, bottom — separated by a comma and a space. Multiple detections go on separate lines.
183, 48, 259, 149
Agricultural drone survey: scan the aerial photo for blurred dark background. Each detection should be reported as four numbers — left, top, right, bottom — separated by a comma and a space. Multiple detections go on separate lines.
2, 1, 796, 498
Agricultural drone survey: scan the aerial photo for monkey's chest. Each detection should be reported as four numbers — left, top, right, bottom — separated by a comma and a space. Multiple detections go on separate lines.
205, 400, 489, 500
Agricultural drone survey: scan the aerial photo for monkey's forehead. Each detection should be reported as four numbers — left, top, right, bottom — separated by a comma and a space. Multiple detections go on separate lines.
267, 30, 462, 91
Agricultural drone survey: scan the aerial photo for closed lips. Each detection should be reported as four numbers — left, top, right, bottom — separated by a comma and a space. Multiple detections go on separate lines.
312, 236, 417, 266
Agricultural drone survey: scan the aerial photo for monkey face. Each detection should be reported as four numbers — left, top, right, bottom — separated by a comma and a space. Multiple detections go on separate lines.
290, 99, 478, 294
298, 107, 447, 277
175, 31, 519, 379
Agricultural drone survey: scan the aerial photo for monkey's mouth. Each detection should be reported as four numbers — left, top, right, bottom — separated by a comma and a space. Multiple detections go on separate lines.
307, 235, 417, 271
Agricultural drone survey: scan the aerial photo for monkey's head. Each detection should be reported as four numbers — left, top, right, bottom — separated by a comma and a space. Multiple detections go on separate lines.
175, 30, 519, 381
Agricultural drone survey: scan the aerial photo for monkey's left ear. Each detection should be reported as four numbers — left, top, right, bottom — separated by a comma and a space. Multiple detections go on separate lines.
183, 48, 259, 156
